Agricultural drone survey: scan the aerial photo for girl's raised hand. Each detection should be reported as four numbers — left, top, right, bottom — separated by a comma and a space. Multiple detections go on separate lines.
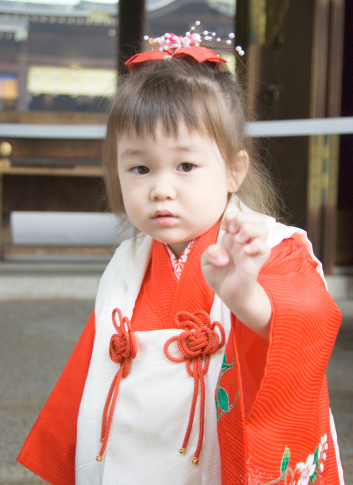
201, 212, 272, 339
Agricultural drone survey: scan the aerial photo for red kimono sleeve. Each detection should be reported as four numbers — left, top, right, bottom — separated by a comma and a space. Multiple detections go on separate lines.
240, 239, 341, 477
218, 238, 342, 484
17, 311, 96, 485
234, 239, 338, 412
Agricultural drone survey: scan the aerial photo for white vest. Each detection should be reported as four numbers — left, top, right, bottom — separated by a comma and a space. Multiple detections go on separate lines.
76, 205, 328, 485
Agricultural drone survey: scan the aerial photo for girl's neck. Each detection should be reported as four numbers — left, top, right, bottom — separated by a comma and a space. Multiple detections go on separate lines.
167, 240, 192, 259
164, 219, 222, 259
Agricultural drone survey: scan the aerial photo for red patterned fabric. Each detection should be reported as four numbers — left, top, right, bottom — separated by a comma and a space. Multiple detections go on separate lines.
132, 223, 217, 330
17, 235, 342, 484
217, 240, 341, 484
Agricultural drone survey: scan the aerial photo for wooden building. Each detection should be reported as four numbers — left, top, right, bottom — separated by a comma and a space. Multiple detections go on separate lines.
0, 0, 352, 272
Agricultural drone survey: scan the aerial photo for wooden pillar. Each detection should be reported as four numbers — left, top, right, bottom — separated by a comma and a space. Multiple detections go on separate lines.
307, 0, 331, 261
321, 0, 345, 273
0, 174, 3, 261
235, 0, 264, 118
117, 0, 146, 75
234, 0, 251, 107
337, 0, 353, 265
237, 0, 345, 273
235, 0, 250, 49
17, 59, 28, 111
307, 0, 345, 273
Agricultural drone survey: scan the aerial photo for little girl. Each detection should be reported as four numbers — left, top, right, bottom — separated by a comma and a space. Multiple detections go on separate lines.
18, 28, 344, 485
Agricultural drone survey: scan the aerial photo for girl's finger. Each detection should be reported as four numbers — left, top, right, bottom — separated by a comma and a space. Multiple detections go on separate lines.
234, 222, 268, 244
222, 212, 266, 237
243, 238, 270, 257
221, 212, 240, 233
202, 244, 229, 268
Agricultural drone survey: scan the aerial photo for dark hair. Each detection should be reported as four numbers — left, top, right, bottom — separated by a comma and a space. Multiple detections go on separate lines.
104, 57, 280, 219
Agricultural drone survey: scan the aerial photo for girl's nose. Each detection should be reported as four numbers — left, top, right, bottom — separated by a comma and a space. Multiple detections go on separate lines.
150, 177, 177, 201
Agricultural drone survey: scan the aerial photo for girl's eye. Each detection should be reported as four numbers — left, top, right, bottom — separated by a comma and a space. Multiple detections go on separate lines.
178, 162, 196, 172
131, 166, 149, 175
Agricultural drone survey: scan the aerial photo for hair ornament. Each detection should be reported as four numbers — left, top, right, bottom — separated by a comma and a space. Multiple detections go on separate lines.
125, 21, 244, 71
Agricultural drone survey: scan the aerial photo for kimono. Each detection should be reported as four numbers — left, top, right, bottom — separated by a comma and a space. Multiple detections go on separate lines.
17, 205, 344, 485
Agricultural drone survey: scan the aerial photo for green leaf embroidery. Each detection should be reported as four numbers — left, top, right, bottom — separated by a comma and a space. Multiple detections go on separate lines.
216, 390, 240, 420
310, 470, 318, 483
215, 356, 239, 421
314, 445, 320, 464
221, 354, 235, 372
218, 387, 230, 412
280, 447, 290, 475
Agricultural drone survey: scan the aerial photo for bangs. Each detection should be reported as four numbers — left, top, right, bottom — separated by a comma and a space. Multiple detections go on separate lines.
110, 61, 232, 145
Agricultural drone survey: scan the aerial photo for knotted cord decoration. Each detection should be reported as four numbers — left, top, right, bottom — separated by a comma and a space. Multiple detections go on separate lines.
96, 308, 137, 462
164, 311, 225, 464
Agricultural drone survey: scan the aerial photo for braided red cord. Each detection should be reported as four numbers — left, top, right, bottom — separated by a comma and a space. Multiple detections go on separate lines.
96, 308, 137, 462
164, 311, 225, 464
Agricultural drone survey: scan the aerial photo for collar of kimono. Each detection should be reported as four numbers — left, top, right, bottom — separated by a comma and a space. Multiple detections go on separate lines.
164, 240, 196, 280
125, 46, 227, 71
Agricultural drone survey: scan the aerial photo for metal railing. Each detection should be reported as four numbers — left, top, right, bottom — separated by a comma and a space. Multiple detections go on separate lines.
1, 117, 353, 139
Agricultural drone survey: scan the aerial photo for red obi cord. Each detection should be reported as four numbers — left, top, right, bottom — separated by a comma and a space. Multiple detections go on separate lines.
164, 311, 225, 464
96, 308, 137, 462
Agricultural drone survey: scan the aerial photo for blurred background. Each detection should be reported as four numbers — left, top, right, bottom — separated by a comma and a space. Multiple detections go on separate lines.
0, 0, 352, 484
0, 0, 352, 271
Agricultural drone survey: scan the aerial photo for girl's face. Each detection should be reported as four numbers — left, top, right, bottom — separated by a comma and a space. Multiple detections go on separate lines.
117, 123, 236, 258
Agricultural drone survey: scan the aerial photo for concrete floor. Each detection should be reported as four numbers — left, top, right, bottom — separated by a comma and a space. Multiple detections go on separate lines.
0, 277, 352, 484
0, 300, 93, 485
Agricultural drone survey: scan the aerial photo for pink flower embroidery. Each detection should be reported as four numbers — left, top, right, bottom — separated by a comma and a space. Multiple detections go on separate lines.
296, 454, 316, 485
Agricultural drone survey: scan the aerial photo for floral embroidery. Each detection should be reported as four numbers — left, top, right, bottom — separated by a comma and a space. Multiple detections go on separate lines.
264, 434, 329, 484
295, 454, 316, 484
215, 354, 239, 421
165, 240, 195, 280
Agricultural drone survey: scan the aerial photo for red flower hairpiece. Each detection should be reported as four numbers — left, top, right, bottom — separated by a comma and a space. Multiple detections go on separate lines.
125, 21, 244, 72
125, 46, 227, 70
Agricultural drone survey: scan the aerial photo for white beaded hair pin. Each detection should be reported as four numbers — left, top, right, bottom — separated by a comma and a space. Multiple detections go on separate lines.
143, 20, 245, 57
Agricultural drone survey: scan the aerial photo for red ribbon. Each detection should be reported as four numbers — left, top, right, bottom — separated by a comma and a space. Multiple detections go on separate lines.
125, 46, 227, 71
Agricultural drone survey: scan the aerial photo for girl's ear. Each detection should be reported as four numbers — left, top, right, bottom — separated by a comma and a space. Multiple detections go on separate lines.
227, 150, 249, 193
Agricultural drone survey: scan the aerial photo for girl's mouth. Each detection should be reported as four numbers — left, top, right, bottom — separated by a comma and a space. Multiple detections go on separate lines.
152, 211, 178, 226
